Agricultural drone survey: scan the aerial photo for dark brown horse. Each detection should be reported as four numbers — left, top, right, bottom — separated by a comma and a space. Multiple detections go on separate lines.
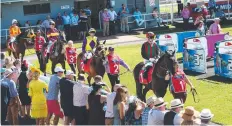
76, 41, 107, 84
133, 51, 176, 101
41, 31, 66, 75
6, 28, 35, 62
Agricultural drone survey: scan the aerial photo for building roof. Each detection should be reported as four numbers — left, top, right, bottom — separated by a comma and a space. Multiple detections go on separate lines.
1, 0, 37, 4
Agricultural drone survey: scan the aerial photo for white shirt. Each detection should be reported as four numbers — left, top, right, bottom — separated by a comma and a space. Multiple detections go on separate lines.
73, 81, 91, 107
42, 19, 51, 29
108, 10, 117, 21
148, 109, 167, 125
105, 92, 116, 118
174, 113, 183, 126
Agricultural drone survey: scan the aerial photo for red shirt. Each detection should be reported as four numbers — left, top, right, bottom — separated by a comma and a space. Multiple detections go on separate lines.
171, 68, 187, 93
34, 36, 46, 51
107, 54, 120, 74
66, 47, 77, 64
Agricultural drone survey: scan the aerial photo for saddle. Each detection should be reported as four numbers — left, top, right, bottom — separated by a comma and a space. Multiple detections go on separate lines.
139, 65, 154, 85
80, 58, 93, 73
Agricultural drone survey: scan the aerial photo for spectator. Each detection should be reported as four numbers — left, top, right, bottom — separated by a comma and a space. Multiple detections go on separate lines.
125, 96, 146, 125
46, 66, 64, 125
70, 10, 79, 41
147, 97, 168, 125
113, 87, 127, 125
196, 21, 207, 36
177, 0, 183, 16
142, 96, 156, 125
28, 68, 48, 125
4, 57, 14, 69
3, 68, 21, 125
208, 18, 222, 34
18, 60, 31, 118
102, 8, 110, 37
79, 11, 88, 40
88, 84, 109, 125
194, 15, 204, 27
201, 5, 208, 22
1, 69, 11, 125
164, 99, 184, 125
152, 7, 166, 27
105, 84, 122, 125
119, 4, 129, 33
108, 7, 117, 35
200, 109, 214, 125
73, 74, 91, 125
92, 75, 103, 85
25, 21, 30, 28
59, 70, 76, 125
98, 5, 104, 30
133, 7, 144, 27
65, 40, 77, 81
1, 52, 6, 68
170, 61, 194, 103
62, 11, 71, 40
42, 15, 52, 31
84, 5, 92, 28
181, 6, 190, 30
36, 20, 43, 34
12, 59, 21, 83
56, 13, 63, 31
181, 106, 200, 125
208, 0, 216, 18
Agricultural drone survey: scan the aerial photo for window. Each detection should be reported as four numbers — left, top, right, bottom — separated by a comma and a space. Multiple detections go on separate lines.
127, 0, 146, 13
23, 3, 51, 15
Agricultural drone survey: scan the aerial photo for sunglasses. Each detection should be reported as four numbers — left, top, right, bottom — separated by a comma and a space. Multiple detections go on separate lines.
149, 36, 155, 39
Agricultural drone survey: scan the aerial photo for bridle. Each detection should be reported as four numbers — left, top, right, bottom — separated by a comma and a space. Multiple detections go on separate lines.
156, 54, 174, 79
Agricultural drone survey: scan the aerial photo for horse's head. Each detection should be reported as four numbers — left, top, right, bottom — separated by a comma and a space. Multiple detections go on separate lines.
25, 28, 36, 39
58, 31, 67, 43
95, 40, 107, 60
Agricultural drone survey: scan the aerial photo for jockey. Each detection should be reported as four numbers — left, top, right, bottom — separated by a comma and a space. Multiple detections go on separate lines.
34, 30, 46, 67
141, 32, 160, 78
46, 21, 59, 59
65, 40, 77, 80
82, 28, 100, 64
9, 19, 21, 52
104, 47, 130, 91
170, 61, 194, 103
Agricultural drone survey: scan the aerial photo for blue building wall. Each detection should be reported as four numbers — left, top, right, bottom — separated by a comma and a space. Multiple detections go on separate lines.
1, 0, 74, 30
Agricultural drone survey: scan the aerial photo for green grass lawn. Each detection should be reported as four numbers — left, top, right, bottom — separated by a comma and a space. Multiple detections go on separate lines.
33, 44, 232, 125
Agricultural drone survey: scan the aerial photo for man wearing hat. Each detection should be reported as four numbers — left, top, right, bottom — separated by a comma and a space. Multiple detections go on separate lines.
209, 18, 222, 35
34, 30, 46, 68
148, 97, 168, 125
73, 74, 92, 125
142, 96, 156, 125
46, 66, 64, 125
2, 68, 21, 125
102, 8, 111, 37
200, 109, 214, 126
164, 99, 183, 125
82, 28, 100, 64
104, 47, 130, 91
46, 20, 60, 61
59, 70, 76, 125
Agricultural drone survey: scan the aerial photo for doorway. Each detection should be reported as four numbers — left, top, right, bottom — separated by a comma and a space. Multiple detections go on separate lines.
74, 0, 107, 29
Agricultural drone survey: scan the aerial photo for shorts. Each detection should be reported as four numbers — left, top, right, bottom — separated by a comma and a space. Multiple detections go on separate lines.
61, 104, 74, 117
47, 100, 64, 118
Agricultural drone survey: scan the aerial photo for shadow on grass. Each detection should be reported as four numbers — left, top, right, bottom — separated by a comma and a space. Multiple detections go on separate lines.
197, 75, 232, 84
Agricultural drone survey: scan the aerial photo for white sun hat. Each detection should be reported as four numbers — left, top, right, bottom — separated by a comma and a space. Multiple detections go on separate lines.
146, 96, 156, 105
54, 66, 65, 72
154, 97, 168, 108
66, 70, 76, 76
200, 109, 214, 119
170, 99, 184, 109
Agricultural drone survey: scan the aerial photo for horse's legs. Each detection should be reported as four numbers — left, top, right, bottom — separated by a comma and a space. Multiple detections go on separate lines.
8, 49, 11, 57
21, 52, 25, 62
87, 76, 91, 86
51, 62, 57, 74
142, 85, 150, 102
154, 88, 167, 98
61, 62, 66, 74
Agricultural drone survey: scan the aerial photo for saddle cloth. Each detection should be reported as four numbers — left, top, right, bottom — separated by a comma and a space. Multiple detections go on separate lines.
80, 58, 92, 73
139, 65, 154, 85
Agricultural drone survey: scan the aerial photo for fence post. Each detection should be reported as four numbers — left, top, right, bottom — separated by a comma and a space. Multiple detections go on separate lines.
5, 30, 8, 41
171, 0, 174, 24
144, 14, 146, 29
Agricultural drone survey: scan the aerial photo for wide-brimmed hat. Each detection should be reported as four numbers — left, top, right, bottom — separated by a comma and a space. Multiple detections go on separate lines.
154, 97, 168, 108
54, 66, 65, 72
4, 69, 14, 78
214, 18, 220, 21
146, 96, 156, 105
66, 70, 76, 76
170, 99, 184, 109
78, 74, 86, 82
181, 106, 199, 121
200, 109, 214, 120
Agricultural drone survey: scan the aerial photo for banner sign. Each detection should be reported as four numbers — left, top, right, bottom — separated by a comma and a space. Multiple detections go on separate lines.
157, 33, 178, 55
214, 40, 232, 79
183, 38, 207, 73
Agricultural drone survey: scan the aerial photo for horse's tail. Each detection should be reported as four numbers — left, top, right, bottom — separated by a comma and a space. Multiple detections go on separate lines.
133, 62, 144, 100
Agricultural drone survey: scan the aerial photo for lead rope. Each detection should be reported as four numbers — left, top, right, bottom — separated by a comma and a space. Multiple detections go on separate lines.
191, 88, 200, 103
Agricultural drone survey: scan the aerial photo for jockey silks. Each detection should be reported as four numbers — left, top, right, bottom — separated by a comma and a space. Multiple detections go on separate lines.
47, 28, 59, 42
107, 54, 120, 74
9, 26, 21, 37
141, 42, 160, 60
34, 36, 46, 51
171, 68, 187, 93
82, 36, 99, 52
66, 47, 77, 64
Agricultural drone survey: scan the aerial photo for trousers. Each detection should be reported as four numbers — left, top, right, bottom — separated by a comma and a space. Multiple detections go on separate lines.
103, 21, 109, 36
107, 73, 120, 91
121, 17, 129, 32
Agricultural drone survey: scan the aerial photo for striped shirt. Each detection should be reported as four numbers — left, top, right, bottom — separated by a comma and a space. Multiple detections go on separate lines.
142, 107, 152, 125
73, 81, 92, 106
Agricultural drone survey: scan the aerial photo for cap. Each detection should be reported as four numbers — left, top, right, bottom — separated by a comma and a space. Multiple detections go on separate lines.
54, 66, 65, 72
108, 47, 114, 51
